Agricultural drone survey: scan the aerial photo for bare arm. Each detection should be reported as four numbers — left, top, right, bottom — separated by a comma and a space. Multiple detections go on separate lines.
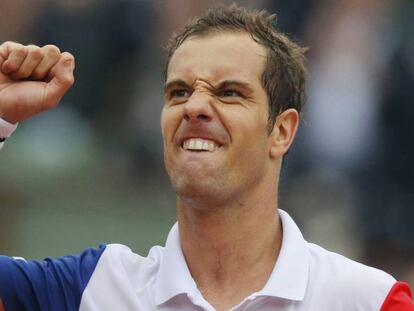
0, 41, 75, 124
0, 298, 4, 311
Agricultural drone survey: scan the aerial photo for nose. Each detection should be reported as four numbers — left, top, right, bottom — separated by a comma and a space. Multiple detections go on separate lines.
183, 92, 213, 122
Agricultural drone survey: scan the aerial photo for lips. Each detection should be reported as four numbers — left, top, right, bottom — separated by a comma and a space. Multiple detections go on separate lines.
175, 121, 228, 153
182, 138, 219, 151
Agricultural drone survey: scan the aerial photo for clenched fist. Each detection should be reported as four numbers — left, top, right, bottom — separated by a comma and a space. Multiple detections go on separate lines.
0, 42, 75, 124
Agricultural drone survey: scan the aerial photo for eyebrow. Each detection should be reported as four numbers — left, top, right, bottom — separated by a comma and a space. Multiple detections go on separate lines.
164, 79, 254, 94
164, 79, 189, 94
215, 80, 254, 94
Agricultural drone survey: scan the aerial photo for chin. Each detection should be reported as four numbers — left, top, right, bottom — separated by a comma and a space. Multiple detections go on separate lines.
170, 171, 224, 202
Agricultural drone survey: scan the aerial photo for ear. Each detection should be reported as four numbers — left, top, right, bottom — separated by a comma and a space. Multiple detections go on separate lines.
269, 108, 299, 159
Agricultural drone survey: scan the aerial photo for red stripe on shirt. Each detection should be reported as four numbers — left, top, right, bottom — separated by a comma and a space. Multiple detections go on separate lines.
380, 282, 414, 311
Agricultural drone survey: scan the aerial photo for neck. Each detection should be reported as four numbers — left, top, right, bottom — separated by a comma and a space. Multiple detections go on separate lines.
177, 181, 282, 310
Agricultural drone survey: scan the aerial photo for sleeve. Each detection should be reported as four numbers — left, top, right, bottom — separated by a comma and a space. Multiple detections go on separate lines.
0, 245, 106, 311
380, 282, 414, 311
0, 118, 18, 150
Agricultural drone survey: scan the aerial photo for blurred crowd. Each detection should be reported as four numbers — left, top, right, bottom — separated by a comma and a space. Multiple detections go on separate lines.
0, 0, 413, 286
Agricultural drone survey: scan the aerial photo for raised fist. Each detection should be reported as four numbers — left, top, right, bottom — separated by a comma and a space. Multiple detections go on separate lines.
0, 42, 75, 124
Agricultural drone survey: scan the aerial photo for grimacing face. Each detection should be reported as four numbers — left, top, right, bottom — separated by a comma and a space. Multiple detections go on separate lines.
161, 32, 278, 205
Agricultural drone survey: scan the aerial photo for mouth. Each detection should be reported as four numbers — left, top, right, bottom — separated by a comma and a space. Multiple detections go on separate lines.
181, 138, 221, 152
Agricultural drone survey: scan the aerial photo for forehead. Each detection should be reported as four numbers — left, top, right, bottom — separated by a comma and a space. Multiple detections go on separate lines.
167, 32, 267, 85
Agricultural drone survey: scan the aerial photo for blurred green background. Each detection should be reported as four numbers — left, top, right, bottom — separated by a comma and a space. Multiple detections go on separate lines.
1, 0, 413, 287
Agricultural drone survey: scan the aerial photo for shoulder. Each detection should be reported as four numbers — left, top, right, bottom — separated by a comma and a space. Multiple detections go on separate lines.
100, 243, 163, 268
306, 242, 397, 309
78, 243, 165, 309
0, 244, 107, 288
87, 243, 164, 289
380, 282, 414, 310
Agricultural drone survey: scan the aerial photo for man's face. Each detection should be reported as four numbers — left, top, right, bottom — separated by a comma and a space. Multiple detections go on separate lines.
161, 32, 274, 204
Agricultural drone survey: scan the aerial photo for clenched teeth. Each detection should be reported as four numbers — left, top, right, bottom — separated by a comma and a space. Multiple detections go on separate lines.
183, 138, 218, 151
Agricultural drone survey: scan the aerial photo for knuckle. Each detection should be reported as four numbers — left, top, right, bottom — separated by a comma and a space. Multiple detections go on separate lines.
62, 52, 75, 62
14, 46, 27, 58
29, 46, 44, 60
2, 41, 16, 49
63, 76, 75, 87
43, 45, 61, 58
0, 42, 8, 52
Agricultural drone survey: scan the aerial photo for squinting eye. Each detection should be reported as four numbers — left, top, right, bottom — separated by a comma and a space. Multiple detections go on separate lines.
221, 89, 241, 97
171, 89, 190, 98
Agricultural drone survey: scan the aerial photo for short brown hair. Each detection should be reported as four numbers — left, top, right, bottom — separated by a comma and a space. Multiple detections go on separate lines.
165, 4, 307, 130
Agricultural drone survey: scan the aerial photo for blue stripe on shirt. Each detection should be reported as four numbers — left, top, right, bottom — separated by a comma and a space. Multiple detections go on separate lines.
0, 245, 106, 311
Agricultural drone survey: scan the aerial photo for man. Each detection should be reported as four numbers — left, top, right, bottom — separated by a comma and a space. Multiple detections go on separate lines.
0, 5, 413, 311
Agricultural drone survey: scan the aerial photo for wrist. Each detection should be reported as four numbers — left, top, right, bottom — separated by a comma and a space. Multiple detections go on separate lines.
0, 117, 18, 140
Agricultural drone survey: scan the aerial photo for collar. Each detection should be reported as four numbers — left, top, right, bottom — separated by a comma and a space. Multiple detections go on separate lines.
154, 209, 310, 305
257, 209, 310, 301
155, 222, 198, 305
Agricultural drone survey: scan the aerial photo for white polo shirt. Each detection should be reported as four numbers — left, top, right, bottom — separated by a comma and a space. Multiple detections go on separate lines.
80, 210, 408, 311
2, 209, 412, 310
